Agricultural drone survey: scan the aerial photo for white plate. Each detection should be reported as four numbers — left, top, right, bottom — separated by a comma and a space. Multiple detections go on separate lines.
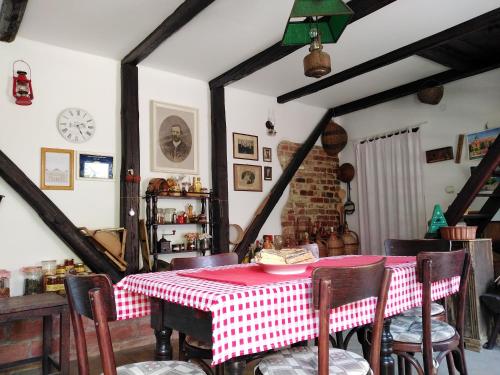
257, 259, 317, 275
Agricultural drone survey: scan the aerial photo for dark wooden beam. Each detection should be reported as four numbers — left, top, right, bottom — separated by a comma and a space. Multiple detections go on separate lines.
234, 109, 335, 261
122, 0, 215, 65
120, 63, 140, 274
416, 46, 473, 71
0, 0, 28, 42
210, 86, 229, 253
445, 136, 500, 226
209, 0, 396, 89
0, 150, 123, 282
332, 60, 500, 117
277, 8, 500, 103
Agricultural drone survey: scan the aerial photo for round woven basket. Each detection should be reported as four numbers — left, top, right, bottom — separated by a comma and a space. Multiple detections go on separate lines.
440, 226, 477, 240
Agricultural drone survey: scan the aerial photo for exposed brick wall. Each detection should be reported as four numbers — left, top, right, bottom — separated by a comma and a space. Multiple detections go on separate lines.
0, 315, 155, 366
278, 141, 342, 243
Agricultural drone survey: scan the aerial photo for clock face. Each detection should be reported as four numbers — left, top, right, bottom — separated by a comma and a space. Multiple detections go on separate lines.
57, 108, 95, 143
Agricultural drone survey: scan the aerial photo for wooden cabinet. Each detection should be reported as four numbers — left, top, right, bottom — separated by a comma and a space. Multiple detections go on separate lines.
450, 239, 494, 351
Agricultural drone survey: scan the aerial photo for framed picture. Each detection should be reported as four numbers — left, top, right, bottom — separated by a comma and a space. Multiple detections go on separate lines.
264, 166, 272, 180
471, 166, 499, 193
467, 127, 499, 160
263, 147, 272, 162
151, 101, 198, 174
77, 152, 114, 180
233, 133, 258, 160
233, 164, 262, 192
425, 146, 453, 163
40, 147, 74, 190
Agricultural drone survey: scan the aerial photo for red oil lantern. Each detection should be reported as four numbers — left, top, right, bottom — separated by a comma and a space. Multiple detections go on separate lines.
12, 60, 34, 106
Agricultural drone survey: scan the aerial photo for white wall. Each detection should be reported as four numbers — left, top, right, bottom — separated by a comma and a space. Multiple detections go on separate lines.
339, 69, 500, 237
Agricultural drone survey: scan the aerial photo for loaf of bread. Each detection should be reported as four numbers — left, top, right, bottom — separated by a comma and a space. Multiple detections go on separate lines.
256, 248, 315, 265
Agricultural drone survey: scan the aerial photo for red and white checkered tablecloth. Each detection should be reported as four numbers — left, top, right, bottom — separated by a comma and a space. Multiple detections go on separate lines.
114, 258, 460, 365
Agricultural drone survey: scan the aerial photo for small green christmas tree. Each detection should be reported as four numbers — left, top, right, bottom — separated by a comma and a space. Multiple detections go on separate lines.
426, 204, 448, 238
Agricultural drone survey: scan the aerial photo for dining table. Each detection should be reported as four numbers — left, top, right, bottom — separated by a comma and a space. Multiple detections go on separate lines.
113, 255, 460, 375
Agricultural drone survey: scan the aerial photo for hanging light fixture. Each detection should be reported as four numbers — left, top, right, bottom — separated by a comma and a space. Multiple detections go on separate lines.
282, 0, 354, 78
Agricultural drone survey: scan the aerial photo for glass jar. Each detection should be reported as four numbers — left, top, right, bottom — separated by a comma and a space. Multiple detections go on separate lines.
0, 269, 11, 298
64, 259, 74, 273
22, 266, 43, 295
45, 275, 58, 293
41, 260, 57, 276
75, 263, 86, 274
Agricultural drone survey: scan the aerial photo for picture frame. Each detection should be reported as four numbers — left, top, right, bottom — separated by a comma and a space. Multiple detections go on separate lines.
77, 152, 114, 180
264, 166, 272, 181
233, 164, 262, 192
425, 146, 453, 163
233, 132, 259, 161
40, 147, 74, 190
467, 127, 499, 160
471, 166, 499, 193
263, 147, 272, 162
151, 100, 198, 174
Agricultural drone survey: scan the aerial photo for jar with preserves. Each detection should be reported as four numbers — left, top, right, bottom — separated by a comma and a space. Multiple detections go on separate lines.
64, 259, 74, 273
45, 275, 59, 293
41, 260, 57, 276
75, 263, 86, 274
22, 266, 43, 295
0, 269, 10, 298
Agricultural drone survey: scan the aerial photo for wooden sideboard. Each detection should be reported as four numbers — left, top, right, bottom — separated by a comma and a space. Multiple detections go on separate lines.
450, 239, 494, 351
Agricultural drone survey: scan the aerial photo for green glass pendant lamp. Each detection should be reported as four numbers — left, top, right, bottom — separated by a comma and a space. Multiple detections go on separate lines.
282, 0, 353, 78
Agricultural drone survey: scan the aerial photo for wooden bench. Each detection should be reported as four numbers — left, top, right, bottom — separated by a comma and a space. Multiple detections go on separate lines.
0, 293, 70, 374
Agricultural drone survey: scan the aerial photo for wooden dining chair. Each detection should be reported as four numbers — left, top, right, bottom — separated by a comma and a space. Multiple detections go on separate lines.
384, 239, 451, 321
390, 250, 471, 375
170, 253, 238, 375
255, 259, 393, 375
64, 274, 206, 375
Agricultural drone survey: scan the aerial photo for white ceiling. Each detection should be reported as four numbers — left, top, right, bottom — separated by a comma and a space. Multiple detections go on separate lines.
17, 0, 500, 109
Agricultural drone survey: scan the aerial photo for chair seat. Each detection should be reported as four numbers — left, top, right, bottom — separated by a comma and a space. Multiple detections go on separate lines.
115, 361, 205, 375
401, 302, 445, 317
257, 346, 371, 375
390, 316, 456, 344
185, 335, 212, 351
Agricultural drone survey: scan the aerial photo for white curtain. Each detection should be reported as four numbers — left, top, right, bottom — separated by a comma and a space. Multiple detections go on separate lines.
355, 129, 426, 254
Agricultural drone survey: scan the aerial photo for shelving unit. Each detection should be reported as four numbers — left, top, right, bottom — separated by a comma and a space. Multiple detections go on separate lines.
145, 192, 213, 271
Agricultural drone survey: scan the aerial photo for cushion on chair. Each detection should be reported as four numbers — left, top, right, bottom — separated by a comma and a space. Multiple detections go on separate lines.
401, 302, 445, 317
185, 335, 212, 350
257, 346, 371, 375
115, 361, 205, 375
390, 316, 456, 344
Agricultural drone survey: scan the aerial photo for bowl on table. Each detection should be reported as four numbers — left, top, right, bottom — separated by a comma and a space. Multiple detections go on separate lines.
256, 259, 318, 275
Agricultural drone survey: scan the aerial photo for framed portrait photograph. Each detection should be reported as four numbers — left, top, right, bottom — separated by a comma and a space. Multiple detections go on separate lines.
263, 147, 272, 162
233, 132, 258, 160
233, 164, 262, 192
264, 166, 272, 181
467, 127, 499, 160
151, 101, 198, 174
40, 147, 74, 190
77, 152, 114, 180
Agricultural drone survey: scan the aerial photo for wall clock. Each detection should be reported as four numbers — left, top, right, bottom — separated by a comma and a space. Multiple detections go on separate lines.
57, 108, 95, 143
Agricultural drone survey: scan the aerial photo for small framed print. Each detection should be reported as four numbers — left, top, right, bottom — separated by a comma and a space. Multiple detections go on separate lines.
40, 147, 74, 190
263, 147, 272, 162
77, 152, 114, 180
233, 164, 262, 192
467, 127, 499, 160
425, 146, 453, 163
264, 166, 272, 181
233, 132, 258, 160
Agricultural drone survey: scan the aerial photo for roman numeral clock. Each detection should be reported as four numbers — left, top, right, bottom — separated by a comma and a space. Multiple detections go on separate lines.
57, 108, 95, 143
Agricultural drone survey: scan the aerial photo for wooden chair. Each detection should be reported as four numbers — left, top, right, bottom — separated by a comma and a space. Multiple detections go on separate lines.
170, 253, 239, 375
255, 259, 393, 375
385, 239, 451, 321
391, 250, 471, 375
64, 274, 206, 375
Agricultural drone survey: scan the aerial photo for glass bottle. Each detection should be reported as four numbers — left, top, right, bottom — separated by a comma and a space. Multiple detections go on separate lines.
0, 269, 10, 298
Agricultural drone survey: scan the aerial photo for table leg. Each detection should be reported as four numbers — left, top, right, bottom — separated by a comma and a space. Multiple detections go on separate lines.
380, 318, 395, 375
42, 315, 52, 375
224, 358, 246, 375
155, 328, 173, 360
59, 310, 71, 375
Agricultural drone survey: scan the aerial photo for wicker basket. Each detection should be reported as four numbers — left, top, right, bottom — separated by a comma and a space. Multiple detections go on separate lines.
440, 226, 477, 240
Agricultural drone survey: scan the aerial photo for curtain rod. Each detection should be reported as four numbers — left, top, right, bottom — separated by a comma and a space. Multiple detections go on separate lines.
356, 121, 428, 144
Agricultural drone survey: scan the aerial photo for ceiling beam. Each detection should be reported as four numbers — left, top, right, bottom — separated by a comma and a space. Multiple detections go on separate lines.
209, 0, 396, 89
277, 7, 500, 104
332, 59, 500, 117
416, 46, 473, 71
0, 0, 28, 42
122, 0, 215, 65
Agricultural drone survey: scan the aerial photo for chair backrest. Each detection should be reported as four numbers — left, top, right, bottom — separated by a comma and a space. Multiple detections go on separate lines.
384, 239, 451, 256
312, 259, 392, 375
65, 274, 118, 375
416, 249, 471, 374
170, 252, 238, 270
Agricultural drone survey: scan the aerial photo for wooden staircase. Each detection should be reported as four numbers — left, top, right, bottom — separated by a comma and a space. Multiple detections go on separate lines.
445, 135, 500, 250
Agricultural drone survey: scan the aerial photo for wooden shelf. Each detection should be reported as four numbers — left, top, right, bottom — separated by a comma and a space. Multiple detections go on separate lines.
145, 193, 210, 200
155, 222, 208, 226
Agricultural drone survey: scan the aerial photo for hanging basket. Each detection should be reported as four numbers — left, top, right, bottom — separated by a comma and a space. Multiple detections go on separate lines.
417, 85, 444, 105
321, 121, 348, 156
